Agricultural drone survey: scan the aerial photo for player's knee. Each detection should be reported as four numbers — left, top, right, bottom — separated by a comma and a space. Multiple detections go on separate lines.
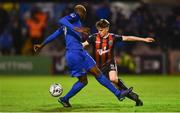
78, 76, 88, 85
89, 66, 102, 77
80, 80, 88, 85
83, 80, 88, 85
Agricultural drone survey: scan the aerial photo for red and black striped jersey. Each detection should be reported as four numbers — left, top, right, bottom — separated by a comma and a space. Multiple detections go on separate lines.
87, 33, 122, 68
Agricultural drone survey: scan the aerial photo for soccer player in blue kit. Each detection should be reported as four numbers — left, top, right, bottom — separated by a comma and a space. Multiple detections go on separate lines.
34, 5, 132, 107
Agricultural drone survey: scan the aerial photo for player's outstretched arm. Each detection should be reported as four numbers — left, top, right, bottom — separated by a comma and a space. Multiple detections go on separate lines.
33, 28, 63, 53
122, 36, 155, 43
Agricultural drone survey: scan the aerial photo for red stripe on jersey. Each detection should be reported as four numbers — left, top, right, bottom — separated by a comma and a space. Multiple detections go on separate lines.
101, 38, 107, 65
95, 34, 101, 66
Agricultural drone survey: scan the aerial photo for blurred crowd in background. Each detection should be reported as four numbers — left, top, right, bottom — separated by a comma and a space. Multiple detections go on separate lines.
0, 1, 179, 56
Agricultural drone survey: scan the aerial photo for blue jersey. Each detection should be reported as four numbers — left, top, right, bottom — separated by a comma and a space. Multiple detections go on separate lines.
59, 12, 84, 50
41, 12, 96, 77
42, 12, 83, 49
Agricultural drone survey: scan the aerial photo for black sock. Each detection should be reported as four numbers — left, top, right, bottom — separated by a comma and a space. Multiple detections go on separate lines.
117, 79, 128, 90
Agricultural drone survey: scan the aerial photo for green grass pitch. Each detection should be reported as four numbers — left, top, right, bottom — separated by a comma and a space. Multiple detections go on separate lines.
0, 75, 180, 112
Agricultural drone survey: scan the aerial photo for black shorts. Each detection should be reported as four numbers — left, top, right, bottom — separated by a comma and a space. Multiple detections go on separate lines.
100, 59, 117, 78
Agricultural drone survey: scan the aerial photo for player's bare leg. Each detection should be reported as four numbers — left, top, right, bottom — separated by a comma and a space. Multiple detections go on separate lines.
88, 65, 132, 101
109, 71, 119, 84
58, 75, 88, 107
109, 70, 143, 106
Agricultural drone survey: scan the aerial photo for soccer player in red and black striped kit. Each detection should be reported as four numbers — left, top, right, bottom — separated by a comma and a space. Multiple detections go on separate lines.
83, 19, 155, 106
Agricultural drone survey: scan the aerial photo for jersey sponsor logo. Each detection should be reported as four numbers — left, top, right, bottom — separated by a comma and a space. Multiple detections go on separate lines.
97, 49, 110, 55
95, 41, 101, 44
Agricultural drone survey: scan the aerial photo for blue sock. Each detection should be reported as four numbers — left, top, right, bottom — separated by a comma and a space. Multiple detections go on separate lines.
96, 74, 121, 97
63, 81, 86, 101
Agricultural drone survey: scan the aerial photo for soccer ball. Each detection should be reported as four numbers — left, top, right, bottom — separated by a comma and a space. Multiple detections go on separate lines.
49, 83, 63, 97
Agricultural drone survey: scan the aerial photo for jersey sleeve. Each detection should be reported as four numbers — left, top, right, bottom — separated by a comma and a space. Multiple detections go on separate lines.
87, 33, 96, 44
112, 33, 123, 42
41, 27, 64, 46
58, 12, 80, 31
65, 13, 80, 22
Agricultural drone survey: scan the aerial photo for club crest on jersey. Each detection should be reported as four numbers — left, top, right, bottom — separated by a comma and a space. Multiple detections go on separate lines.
108, 40, 113, 45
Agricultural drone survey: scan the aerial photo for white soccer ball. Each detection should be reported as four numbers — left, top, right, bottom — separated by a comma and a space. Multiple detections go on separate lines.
49, 83, 63, 97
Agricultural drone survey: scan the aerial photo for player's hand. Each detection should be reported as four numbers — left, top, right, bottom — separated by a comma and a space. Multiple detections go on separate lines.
144, 37, 155, 43
34, 44, 42, 53
82, 27, 90, 34
74, 27, 90, 35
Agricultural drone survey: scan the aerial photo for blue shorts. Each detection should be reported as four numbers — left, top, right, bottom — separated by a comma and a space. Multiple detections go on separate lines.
65, 49, 96, 77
